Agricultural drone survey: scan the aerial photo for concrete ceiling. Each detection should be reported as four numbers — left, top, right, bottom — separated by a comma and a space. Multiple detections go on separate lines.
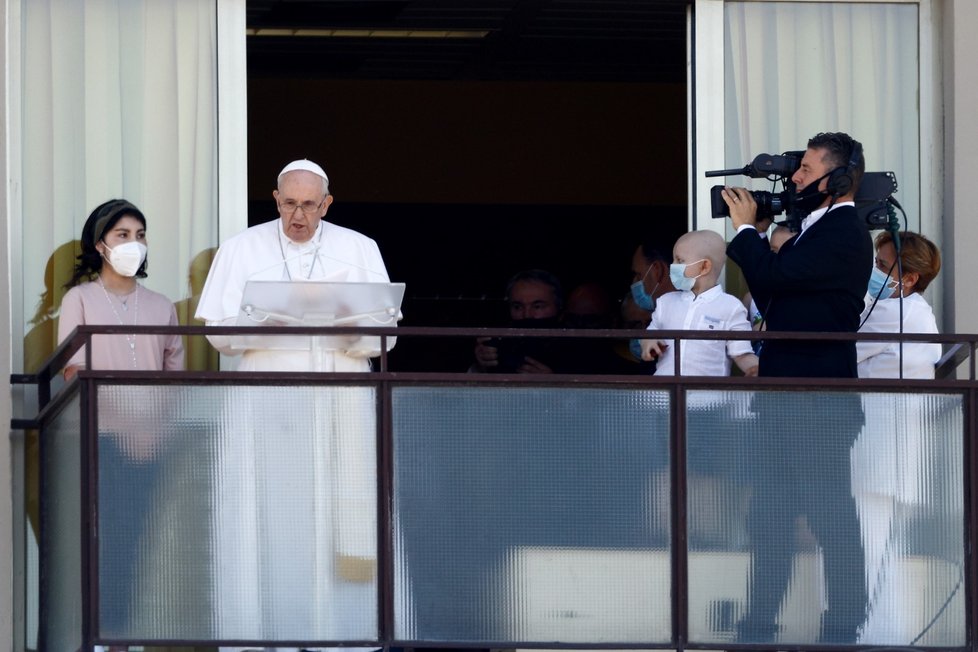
247, 0, 691, 82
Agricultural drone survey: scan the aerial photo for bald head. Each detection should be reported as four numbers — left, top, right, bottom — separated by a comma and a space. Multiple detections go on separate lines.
674, 230, 727, 276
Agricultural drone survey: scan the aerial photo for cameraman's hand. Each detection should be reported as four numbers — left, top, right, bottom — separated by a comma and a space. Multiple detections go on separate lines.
474, 336, 499, 369
721, 186, 758, 229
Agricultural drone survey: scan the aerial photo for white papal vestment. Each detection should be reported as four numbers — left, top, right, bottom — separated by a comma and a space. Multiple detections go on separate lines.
196, 218, 393, 650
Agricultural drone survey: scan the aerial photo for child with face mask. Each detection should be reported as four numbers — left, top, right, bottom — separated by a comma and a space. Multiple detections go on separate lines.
640, 230, 759, 553
640, 229, 758, 377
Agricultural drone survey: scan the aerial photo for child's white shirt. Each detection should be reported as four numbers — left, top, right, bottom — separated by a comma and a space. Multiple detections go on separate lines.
647, 284, 754, 376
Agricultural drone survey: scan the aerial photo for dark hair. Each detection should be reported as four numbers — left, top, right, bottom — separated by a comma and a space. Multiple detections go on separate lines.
66, 199, 148, 288
504, 269, 564, 312
808, 131, 864, 195
874, 231, 942, 293
639, 243, 671, 265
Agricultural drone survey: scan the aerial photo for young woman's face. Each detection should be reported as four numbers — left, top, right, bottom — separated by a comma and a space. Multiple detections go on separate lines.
96, 215, 146, 254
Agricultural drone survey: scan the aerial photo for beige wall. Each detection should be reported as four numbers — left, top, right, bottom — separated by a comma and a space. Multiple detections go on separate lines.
943, 0, 978, 335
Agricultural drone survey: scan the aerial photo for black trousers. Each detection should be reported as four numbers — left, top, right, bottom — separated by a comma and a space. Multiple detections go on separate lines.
739, 394, 868, 644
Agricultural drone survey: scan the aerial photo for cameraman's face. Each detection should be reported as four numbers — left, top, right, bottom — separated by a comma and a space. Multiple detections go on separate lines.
792, 147, 833, 197
508, 280, 559, 321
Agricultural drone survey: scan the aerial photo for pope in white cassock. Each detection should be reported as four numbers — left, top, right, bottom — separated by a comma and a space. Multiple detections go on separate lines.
196, 159, 393, 650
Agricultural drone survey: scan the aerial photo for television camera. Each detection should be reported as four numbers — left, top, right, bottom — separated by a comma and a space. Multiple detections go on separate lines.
705, 151, 899, 232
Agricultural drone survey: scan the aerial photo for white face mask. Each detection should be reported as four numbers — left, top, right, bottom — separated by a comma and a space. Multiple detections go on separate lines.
103, 241, 147, 277
669, 259, 706, 292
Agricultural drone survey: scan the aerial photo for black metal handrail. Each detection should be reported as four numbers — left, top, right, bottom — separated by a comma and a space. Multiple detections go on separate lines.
12, 325, 978, 651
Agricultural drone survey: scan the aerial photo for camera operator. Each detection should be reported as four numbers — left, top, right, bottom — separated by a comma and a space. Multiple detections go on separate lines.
720, 132, 872, 644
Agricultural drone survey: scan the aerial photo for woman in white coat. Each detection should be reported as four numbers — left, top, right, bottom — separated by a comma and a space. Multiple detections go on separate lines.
853, 231, 943, 644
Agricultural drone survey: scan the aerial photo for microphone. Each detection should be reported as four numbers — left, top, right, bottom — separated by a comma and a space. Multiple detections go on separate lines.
705, 165, 751, 178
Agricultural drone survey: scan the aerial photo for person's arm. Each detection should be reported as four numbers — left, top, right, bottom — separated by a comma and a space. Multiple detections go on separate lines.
733, 352, 759, 376
856, 299, 900, 364
517, 356, 553, 374
203, 317, 243, 356
726, 295, 759, 373
640, 304, 668, 361
731, 210, 869, 306
57, 287, 86, 380
164, 304, 186, 371
194, 244, 248, 356
721, 187, 758, 230
640, 338, 667, 361
471, 337, 499, 371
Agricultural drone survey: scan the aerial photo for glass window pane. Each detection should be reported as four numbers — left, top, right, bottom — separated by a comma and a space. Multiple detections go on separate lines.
96, 384, 378, 643
393, 386, 671, 643
686, 389, 964, 647
40, 393, 83, 652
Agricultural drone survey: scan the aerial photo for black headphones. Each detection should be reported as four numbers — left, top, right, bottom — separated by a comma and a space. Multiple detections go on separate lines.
825, 138, 863, 198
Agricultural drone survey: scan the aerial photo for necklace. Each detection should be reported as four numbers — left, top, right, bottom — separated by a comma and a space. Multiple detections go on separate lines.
278, 225, 324, 280
97, 277, 139, 368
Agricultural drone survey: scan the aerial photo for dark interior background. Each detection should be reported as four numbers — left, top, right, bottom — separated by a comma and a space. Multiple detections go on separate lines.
245, 0, 692, 370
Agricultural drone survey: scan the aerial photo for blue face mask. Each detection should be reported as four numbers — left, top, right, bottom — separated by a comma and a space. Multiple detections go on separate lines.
629, 338, 644, 362
669, 260, 705, 292
867, 266, 896, 299
630, 278, 658, 313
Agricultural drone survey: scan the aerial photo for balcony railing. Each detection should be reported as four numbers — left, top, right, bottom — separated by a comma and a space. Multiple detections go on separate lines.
11, 325, 978, 652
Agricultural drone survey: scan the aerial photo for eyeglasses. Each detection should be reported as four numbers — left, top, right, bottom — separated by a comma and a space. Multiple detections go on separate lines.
278, 198, 325, 216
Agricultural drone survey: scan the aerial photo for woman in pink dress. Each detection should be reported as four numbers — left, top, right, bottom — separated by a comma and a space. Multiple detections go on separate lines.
57, 199, 184, 649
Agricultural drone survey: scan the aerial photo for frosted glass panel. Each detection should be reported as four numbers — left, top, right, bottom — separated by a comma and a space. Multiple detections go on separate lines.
854, 392, 965, 647
686, 389, 964, 647
393, 386, 670, 643
40, 393, 83, 652
96, 384, 378, 644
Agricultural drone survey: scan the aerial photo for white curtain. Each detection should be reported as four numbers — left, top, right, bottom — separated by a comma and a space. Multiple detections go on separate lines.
20, 0, 219, 371
721, 2, 920, 230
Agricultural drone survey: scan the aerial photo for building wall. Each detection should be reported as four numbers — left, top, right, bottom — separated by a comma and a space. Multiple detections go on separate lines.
1, 0, 14, 644
943, 0, 978, 336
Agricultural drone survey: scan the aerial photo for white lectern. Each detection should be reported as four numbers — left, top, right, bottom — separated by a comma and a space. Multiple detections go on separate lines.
231, 280, 405, 357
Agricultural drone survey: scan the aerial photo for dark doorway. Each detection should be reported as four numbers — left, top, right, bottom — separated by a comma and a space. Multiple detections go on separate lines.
246, 1, 691, 371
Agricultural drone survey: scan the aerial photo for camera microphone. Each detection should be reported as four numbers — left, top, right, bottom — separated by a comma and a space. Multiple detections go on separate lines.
705, 166, 751, 178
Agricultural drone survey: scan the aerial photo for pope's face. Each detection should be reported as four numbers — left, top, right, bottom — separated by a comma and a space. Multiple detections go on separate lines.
273, 170, 333, 243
